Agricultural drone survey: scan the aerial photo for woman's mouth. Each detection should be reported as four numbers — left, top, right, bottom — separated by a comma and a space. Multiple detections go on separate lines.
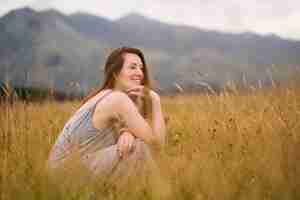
131, 77, 142, 84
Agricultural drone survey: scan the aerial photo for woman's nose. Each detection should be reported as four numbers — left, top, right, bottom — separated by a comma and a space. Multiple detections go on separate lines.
136, 68, 144, 77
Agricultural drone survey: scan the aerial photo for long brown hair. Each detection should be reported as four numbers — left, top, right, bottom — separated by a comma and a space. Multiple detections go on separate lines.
81, 47, 153, 119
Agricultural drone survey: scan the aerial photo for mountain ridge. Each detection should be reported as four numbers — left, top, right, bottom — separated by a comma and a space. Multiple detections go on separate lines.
0, 7, 299, 94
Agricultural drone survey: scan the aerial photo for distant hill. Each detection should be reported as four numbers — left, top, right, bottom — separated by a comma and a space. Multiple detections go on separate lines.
0, 7, 300, 95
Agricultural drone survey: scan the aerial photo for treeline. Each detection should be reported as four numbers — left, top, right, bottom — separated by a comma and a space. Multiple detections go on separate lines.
0, 82, 84, 103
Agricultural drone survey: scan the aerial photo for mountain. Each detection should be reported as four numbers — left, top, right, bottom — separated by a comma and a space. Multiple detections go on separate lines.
0, 7, 110, 94
0, 7, 300, 95
68, 12, 121, 45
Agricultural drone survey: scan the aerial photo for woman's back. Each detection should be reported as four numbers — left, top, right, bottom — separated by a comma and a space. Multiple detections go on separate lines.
47, 89, 118, 168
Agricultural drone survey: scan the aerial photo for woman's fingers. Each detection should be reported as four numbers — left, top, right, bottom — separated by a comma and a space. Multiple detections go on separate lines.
121, 138, 129, 157
127, 90, 145, 102
126, 86, 146, 104
125, 86, 144, 93
117, 132, 135, 159
117, 134, 128, 158
123, 136, 131, 156
128, 137, 135, 153
124, 133, 135, 155
127, 91, 144, 99
117, 136, 124, 158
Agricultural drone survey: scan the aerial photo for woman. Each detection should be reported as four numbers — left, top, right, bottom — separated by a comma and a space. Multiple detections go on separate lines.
47, 47, 166, 191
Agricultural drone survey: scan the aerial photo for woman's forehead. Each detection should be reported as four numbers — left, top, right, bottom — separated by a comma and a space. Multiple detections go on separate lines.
123, 53, 143, 65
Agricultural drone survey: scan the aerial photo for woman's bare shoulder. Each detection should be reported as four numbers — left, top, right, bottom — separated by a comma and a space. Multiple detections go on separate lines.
101, 90, 131, 104
92, 90, 134, 129
93, 90, 132, 116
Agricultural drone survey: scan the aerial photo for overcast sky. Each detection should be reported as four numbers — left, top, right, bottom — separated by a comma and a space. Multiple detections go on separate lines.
1, 0, 299, 40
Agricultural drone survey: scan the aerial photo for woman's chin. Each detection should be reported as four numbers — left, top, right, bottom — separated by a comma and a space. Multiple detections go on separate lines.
128, 83, 141, 88
121, 85, 135, 92
120, 82, 142, 91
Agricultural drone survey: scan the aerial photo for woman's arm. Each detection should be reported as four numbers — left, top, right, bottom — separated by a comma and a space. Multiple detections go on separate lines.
149, 91, 166, 146
125, 87, 166, 146
109, 91, 162, 146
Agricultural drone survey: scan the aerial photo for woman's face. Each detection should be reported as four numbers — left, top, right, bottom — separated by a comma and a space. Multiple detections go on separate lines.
114, 53, 144, 91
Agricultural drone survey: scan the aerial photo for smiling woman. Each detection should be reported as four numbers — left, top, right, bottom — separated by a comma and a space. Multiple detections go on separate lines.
114, 53, 144, 89
47, 47, 168, 194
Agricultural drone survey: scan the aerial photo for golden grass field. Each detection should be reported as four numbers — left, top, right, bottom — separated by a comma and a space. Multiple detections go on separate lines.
1, 83, 300, 200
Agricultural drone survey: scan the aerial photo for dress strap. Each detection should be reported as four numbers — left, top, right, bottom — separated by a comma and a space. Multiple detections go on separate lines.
88, 89, 114, 131
92, 89, 114, 109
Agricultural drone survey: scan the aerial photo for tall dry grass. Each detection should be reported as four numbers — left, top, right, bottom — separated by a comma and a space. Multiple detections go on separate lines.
1, 83, 300, 199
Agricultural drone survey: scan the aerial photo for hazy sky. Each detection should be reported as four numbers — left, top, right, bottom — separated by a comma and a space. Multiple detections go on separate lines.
1, 0, 299, 40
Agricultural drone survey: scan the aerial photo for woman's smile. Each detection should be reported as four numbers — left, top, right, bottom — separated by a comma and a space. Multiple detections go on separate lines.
115, 53, 145, 90
131, 76, 143, 84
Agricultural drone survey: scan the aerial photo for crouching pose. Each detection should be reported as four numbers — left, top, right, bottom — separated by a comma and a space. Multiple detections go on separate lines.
47, 47, 169, 196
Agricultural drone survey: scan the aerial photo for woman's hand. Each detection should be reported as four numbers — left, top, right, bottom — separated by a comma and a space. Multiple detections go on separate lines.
116, 131, 135, 159
125, 85, 145, 102
125, 86, 160, 103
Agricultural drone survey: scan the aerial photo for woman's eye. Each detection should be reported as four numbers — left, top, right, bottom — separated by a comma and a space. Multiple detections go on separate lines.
129, 65, 143, 70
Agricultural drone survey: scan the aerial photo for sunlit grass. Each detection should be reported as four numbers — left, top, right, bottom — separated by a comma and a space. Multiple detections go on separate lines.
1, 83, 300, 199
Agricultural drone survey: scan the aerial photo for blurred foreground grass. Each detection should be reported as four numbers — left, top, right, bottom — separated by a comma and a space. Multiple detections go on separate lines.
1, 84, 300, 200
